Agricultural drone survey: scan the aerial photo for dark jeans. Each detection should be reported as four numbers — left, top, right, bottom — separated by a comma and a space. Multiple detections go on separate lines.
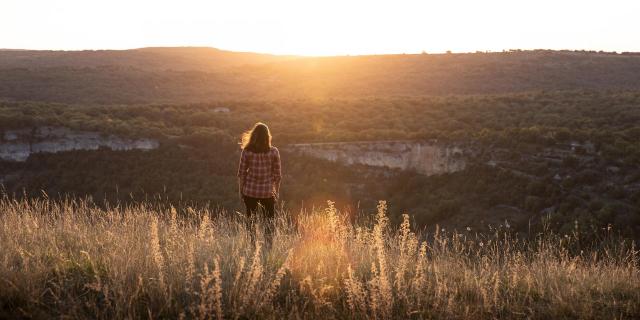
242, 195, 275, 220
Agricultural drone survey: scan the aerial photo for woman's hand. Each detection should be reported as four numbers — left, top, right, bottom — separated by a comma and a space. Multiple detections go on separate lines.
237, 177, 244, 201
274, 183, 280, 200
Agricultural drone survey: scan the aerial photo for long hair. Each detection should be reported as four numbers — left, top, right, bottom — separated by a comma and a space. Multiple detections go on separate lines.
241, 122, 272, 153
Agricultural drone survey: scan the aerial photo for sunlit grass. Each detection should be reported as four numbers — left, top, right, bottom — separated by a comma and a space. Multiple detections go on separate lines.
0, 196, 638, 319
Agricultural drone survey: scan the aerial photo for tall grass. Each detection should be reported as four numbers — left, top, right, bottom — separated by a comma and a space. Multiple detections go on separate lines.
0, 196, 638, 319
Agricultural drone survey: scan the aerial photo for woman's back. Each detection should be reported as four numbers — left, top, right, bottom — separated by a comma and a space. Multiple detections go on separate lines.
238, 147, 281, 198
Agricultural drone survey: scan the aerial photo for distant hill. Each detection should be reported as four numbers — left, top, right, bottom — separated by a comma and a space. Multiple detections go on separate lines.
0, 47, 298, 71
1, 48, 640, 104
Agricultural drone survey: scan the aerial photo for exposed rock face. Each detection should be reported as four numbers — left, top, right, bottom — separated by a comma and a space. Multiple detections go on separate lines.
287, 140, 466, 175
0, 127, 159, 161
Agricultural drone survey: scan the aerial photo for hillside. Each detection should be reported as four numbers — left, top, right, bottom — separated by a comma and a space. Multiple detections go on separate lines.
2, 49, 640, 104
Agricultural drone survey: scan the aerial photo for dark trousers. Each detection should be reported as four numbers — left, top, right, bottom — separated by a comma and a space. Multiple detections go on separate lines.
243, 195, 275, 219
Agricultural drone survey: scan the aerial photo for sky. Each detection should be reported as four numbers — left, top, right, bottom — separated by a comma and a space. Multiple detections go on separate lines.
2, 0, 639, 56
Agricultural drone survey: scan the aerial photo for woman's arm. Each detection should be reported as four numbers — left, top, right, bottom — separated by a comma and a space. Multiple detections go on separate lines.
271, 147, 282, 198
237, 150, 248, 199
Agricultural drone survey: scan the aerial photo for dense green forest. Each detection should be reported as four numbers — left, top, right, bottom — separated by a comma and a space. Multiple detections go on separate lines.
1, 91, 639, 238
2, 49, 640, 104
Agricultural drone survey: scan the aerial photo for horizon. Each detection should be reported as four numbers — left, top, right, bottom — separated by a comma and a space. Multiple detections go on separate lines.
3, 0, 640, 56
0, 46, 638, 57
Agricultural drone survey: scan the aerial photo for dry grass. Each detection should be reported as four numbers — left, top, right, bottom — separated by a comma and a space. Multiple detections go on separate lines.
0, 197, 638, 319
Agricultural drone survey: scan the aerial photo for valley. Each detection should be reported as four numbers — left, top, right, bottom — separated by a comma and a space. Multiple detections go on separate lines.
0, 48, 638, 239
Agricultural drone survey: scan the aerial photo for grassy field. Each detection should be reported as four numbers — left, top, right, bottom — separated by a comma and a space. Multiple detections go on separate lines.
0, 197, 638, 319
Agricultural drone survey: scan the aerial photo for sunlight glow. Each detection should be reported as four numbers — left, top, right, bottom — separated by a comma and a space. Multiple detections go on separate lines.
2, 0, 639, 55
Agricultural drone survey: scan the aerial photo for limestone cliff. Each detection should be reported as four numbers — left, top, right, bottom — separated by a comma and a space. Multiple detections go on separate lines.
287, 140, 466, 175
0, 127, 159, 161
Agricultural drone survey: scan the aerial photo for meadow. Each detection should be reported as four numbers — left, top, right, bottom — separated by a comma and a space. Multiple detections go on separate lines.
1, 196, 638, 319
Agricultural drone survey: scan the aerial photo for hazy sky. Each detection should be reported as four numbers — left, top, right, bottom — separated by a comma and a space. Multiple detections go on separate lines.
2, 0, 639, 55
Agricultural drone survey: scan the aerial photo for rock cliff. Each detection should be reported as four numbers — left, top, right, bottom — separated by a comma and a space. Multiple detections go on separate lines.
287, 140, 466, 175
0, 127, 159, 161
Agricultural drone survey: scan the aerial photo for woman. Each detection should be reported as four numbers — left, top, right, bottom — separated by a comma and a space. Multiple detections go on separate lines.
237, 122, 281, 219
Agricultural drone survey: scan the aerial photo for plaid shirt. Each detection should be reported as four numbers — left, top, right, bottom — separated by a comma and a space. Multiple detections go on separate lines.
237, 146, 282, 198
